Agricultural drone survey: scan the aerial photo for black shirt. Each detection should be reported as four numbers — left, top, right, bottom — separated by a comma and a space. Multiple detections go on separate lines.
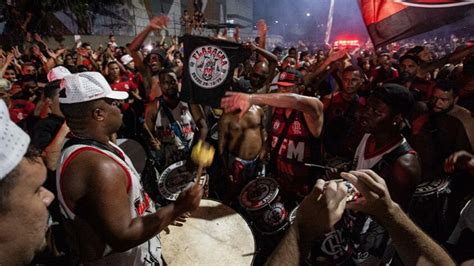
31, 113, 65, 151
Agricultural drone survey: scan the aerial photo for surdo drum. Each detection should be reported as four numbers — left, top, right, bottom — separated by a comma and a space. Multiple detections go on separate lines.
239, 177, 289, 235
409, 177, 451, 241
160, 199, 255, 265
116, 138, 147, 174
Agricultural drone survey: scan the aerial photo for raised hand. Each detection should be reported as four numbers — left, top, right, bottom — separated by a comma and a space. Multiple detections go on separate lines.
242, 41, 257, 51
341, 170, 396, 220
149, 15, 169, 30
296, 179, 348, 234
234, 26, 240, 42
220, 91, 252, 118
46, 48, 57, 59
256, 19, 267, 37
33, 33, 44, 43
32, 45, 43, 57
5, 52, 14, 63
327, 48, 348, 62
444, 150, 474, 174
12, 46, 21, 59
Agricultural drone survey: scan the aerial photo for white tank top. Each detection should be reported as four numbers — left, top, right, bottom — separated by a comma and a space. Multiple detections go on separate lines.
56, 141, 162, 265
353, 133, 406, 170
155, 100, 195, 150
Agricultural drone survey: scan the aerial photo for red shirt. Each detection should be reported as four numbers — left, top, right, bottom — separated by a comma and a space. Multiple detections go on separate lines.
109, 73, 138, 111
323, 92, 366, 122
269, 108, 319, 198
9, 99, 35, 124
110, 72, 138, 92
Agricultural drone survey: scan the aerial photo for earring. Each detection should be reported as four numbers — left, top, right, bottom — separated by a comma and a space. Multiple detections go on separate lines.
393, 122, 397, 126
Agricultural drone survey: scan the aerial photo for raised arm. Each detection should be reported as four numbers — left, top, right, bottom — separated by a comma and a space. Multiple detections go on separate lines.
189, 103, 208, 141
0, 52, 14, 79
218, 113, 232, 178
42, 122, 70, 171
221, 92, 324, 137
304, 49, 347, 86
129, 16, 168, 70
419, 45, 474, 76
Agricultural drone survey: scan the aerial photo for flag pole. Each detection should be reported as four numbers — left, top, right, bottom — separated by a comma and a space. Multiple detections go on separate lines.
325, 0, 335, 46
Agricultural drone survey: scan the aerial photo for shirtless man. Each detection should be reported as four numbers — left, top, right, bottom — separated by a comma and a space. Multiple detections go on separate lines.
128, 16, 169, 101
220, 78, 324, 205
218, 105, 265, 202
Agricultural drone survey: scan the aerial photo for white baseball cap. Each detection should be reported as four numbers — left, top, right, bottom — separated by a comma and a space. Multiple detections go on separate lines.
0, 100, 30, 180
59, 72, 128, 104
121, 54, 133, 65
47, 66, 72, 82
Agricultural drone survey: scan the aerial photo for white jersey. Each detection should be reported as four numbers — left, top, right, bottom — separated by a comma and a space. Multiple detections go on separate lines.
155, 100, 195, 149
56, 141, 162, 265
353, 133, 406, 170
155, 99, 195, 167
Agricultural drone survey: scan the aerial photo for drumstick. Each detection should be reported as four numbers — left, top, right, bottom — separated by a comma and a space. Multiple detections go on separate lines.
144, 123, 159, 142
143, 123, 155, 139
304, 163, 338, 172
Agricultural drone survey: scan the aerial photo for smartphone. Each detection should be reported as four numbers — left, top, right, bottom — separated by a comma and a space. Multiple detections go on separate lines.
343, 181, 359, 202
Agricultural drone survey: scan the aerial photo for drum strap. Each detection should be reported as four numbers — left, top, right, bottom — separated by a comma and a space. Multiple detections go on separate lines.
63, 138, 126, 162
159, 97, 190, 152
371, 141, 414, 173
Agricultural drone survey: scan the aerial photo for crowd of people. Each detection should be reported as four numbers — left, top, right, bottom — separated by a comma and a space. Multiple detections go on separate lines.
180, 9, 206, 35
0, 12, 473, 266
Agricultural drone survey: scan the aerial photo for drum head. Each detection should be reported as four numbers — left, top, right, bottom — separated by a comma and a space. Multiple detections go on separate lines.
239, 177, 279, 211
158, 160, 195, 201
414, 177, 450, 197
117, 138, 147, 174
160, 199, 255, 265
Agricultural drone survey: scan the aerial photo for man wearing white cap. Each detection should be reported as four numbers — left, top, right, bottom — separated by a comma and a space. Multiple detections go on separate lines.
121, 54, 136, 72
0, 100, 55, 264
47, 66, 72, 82
56, 72, 203, 264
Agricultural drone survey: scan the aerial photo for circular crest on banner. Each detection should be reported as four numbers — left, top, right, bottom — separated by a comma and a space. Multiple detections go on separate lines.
188, 45, 230, 89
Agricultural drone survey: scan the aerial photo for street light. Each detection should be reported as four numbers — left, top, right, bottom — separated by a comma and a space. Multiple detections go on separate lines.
275, 20, 279, 24
306, 12, 311, 17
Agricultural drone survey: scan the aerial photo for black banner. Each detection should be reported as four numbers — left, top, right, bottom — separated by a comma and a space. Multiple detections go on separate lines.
181, 34, 251, 107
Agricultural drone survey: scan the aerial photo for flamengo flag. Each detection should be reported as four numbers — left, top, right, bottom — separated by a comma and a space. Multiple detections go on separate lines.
359, 0, 474, 47
181, 35, 251, 107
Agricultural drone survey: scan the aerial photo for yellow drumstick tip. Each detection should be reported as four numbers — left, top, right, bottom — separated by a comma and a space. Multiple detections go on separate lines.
191, 140, 215, 167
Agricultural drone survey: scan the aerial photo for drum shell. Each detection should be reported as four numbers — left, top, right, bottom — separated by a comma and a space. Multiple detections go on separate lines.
239, 177, 289, 235
409, 177, 451, 242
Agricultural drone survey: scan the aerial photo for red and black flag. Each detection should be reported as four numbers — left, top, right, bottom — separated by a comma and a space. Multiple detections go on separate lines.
181, 35, 251, 107
359, 0, 474, 47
